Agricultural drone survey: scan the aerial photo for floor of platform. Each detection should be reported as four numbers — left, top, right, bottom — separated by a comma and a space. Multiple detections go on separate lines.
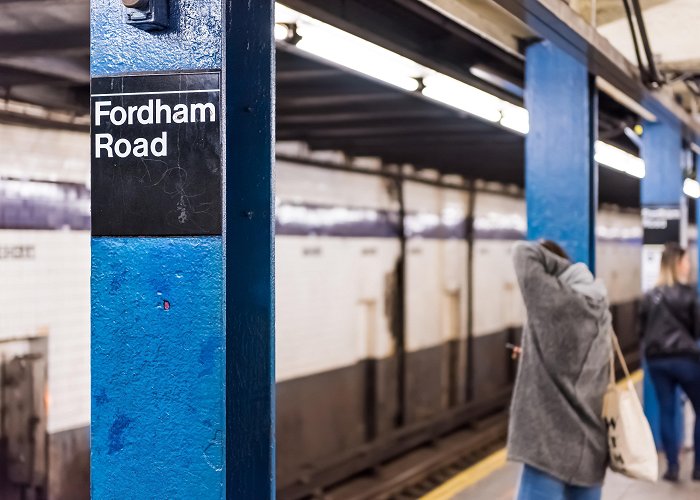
422, 373, 698, 499
448, 452, 700, 500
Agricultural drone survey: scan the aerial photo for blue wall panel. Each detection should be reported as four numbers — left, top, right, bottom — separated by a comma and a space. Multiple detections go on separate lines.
525, 40, 596, 269
91, 237, 224, 499
90, 0, 221, 76
641, 120, 682, 207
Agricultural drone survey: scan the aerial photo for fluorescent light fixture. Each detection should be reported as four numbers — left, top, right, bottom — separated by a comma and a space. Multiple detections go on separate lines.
500, 102, 529, 134
422, 74, 529, 133
421, 73, 502, 122
274, 23, 290, 41
275, 3, 645, 178
276, 4, 423, 91
275, 3, 528, 127
684, 178, 700, 199
594, 141, 646, 178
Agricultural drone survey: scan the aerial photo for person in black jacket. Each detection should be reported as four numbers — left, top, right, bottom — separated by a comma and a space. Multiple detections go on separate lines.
639, 242, 700, 482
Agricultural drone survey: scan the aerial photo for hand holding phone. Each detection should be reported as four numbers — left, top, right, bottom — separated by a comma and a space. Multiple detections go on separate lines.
506, 343, 522, 360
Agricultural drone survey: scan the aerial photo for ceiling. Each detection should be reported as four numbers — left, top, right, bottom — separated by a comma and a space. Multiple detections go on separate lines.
0, 0, 89, 118
571, 0, 700, 116
0, 0, 642, 207
570, 0, 672, 25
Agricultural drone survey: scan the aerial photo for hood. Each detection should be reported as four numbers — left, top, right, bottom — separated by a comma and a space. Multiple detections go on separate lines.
559, 262, 609, 307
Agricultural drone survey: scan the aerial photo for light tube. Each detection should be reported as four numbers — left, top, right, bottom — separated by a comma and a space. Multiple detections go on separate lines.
276, 4, 423, 91
594, 141, 646, 178
684, 178, 700, 199
421, 73, 502, 122
500, 102, 530, 134
274, 23, 290, 41
295, 24, 422, 91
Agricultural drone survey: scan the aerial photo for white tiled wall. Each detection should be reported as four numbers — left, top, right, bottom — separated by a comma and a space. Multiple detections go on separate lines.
0, 122, 89, 184
0, 230, 90, 433
275, 236, 400, 381
275, 162, 401, 381
596, 209, 643, 304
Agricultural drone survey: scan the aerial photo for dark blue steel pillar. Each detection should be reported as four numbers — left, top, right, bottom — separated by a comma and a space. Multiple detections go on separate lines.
641, 120, 683, 208
525, 40, 597, 269
640, 119, 684, 449
90, 1, 274, 498
225, 2, 276, 498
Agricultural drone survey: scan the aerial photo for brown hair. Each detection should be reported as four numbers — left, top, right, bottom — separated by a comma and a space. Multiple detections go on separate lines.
657, 242, 688, 286
540, 240, 570, 261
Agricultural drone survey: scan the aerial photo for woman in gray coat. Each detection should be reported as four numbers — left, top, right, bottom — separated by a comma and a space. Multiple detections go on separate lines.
509, 241, 612, 500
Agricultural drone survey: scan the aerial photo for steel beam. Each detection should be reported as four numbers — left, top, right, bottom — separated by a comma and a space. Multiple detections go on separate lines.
525, 40, 597, 269
639, 118, 685, 448
0, 31, 89, 57
641, 120, 683, 207
491, 0, 700, 137
90, 1, 274, 499
225, 2, 276, 498
0, 57, 89, 85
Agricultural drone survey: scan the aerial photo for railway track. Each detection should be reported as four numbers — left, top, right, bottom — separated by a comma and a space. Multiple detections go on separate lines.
301, 412, 508, 500
278, 390, 512, 500
278, 347, 641, 500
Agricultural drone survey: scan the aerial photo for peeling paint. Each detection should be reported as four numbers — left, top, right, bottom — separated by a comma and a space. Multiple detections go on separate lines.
107, 414, 133, 455
202, 430, 224, 472
95, 388, 110, 407
198, 335, 219, 377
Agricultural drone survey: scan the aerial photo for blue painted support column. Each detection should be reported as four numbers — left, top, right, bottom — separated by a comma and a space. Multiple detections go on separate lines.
225, 2, 276, 498
90, 1, 274, 498
639, 119, 684, 449
641, 120, 683, 207
525, 40, 597, 269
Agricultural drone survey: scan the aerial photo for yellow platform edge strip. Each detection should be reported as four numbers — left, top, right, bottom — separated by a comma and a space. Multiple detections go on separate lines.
420, 369, 643, 500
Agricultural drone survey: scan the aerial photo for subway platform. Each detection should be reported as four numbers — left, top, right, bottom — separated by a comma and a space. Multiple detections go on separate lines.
423, 451, 700, 500
422, 372, 699, 500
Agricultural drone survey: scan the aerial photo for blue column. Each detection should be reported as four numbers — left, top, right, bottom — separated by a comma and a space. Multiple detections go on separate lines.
225, 2, 276, 498
525, 40, 597, 269
640, 119, 684, 449
641, 120, 683, 207
90, 1, 274, 499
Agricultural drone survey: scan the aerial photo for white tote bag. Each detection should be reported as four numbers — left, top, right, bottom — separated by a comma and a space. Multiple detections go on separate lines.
601, 331, 658, 482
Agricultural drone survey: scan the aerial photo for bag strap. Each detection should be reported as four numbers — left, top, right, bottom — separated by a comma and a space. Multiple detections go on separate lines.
609, 328, 631, 385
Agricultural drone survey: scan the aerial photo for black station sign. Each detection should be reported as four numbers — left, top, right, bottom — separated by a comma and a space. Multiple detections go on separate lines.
91, 72, 221, 237
641, 206, 681, 244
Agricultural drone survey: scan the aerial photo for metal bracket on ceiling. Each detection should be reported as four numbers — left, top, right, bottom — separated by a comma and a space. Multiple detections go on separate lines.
621, 0, 663, 88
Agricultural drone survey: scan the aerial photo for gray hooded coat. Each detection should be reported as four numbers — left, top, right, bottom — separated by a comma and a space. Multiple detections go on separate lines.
507, 242, 612, 486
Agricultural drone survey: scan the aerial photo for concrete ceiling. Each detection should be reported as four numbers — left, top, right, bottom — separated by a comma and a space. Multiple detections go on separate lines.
570, 0, 672, 25
0, 0, 90, 128
572, 0, 700, 117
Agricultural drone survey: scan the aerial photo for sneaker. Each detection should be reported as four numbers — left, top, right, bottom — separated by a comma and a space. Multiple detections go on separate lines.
663, 465, 680, 482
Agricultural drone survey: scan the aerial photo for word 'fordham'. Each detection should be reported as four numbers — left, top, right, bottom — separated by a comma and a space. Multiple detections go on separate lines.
94, 99, 216, 126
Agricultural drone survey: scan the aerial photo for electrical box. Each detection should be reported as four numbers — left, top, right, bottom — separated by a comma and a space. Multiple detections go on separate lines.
123, 0, 169, 32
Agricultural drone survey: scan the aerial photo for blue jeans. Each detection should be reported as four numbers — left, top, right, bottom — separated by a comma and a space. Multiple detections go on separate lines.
648, 356, 700, 468
516, 465, 601, 500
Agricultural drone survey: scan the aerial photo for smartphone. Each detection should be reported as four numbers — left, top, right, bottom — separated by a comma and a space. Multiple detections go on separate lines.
506, 343, 522, 359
